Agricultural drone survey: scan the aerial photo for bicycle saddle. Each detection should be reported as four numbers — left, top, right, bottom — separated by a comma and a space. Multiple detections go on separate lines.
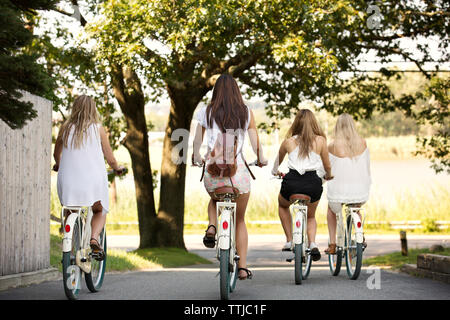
213, 186, 239, 200
289, 194, 311, 203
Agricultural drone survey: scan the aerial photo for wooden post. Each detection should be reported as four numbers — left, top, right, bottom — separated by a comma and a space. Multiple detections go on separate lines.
400, 230, 408, 256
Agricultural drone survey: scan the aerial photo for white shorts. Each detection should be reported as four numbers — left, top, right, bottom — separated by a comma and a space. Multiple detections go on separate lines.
328, 202, 365, 215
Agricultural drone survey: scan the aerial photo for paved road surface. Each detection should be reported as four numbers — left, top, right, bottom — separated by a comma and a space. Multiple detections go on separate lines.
0, 234, 449, 300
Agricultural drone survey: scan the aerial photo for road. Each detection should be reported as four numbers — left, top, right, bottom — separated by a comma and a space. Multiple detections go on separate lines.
0, 234, 449, 300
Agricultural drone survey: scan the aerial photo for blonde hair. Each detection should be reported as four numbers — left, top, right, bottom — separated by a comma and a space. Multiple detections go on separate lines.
333, 113, 361, 158
286, 109, 326, 158
60, 95, 99, 149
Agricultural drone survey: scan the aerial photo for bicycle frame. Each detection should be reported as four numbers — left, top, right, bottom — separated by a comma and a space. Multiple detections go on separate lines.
216, 196, 236, 253
336, 205, 365, 248
291, 201, 308, 246
61, 206, 94, 273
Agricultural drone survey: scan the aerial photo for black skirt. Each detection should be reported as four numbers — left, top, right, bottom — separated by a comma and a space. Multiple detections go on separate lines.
280, 170, 323, 203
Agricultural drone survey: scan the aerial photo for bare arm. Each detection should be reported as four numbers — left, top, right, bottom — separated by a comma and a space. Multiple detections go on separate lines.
319, 136, 333, 179
99, 126, 121, 171
53, 129, 63, 170
192, 124, 206, 164
247, 110, 267, 165
271, 139, 288, 176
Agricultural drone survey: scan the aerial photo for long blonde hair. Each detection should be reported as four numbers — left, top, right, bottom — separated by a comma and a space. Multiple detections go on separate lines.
60, 95, 99, 149
333, 113, 362, 158
286, 109, 326, 158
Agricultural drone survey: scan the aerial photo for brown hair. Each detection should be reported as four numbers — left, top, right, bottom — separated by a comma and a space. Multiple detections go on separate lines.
60, 95, 99, 149
286, 109, 326, 158
206, 74, 248, 132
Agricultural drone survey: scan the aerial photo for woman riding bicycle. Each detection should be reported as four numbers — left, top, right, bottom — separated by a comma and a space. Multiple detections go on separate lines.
192, 74, 267, 281
325, 113, 371, 255
53, 95, 124, 259
272, 109, 333, 262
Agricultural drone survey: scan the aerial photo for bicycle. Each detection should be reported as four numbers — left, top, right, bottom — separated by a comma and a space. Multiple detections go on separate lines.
193, 159, 259, 300
272, 175, 312, 285
326, 203, 365, 280
60, 205, 107, 300
55, 167, 125, 300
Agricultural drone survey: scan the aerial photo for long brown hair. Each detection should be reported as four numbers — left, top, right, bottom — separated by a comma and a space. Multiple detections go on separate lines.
206, 74, 248, 132
286, 109, 326, 158
60, 95, 100, 149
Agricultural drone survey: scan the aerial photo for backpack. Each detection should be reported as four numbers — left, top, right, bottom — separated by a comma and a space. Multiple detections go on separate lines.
206, 131, 238, 178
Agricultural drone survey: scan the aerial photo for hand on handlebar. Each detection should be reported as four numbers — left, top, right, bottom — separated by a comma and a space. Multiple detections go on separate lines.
114, 166, 126, 176
191, 153, 205, 167
52, 164, 59, 172
323, 173, 334, 181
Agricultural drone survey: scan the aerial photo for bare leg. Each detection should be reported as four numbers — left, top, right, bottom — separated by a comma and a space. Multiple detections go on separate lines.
278, 194, 292, 242
327, 205, 337, 244
306, 200, 319, 246
91, 201, 106, 243
235, 192, 250, 280
206, 195, 217, 237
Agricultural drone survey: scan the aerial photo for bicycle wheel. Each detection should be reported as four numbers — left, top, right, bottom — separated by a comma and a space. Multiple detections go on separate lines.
219, 249, 232, 300
328, 246, 343, 276
85, 228, 107, 292
345, 215, 363, 280
294, 243, 303, 285
302, 221, 312, 280
62, 219, 82, 300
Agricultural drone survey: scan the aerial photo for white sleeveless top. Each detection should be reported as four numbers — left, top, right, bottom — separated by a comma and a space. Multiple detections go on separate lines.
287, 146, 325, 176
195, 105, 251, 164
327, 148, 371, 203
57, 123, 109, 213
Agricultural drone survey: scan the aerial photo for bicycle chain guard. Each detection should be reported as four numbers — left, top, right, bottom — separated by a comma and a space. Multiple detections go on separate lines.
76, 248, 92, 273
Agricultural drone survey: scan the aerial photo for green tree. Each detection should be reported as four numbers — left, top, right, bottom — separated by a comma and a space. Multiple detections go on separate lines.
89, 0, 448, 248
0, 0, 58, 129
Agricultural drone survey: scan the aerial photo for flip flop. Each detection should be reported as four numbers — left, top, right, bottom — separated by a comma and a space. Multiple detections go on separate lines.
238, 268, 253, 280
90, 238, 105, 261
203, 225, 216, 248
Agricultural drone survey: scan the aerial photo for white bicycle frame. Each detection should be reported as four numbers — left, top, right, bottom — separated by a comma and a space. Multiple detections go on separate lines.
216, 197, 237, 260
291, 202, 308, 246
61, 206, 94, 273
336, 204, 365, 249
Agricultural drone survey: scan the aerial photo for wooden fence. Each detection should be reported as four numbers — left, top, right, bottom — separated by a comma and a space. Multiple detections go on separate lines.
0, 92, 52, 276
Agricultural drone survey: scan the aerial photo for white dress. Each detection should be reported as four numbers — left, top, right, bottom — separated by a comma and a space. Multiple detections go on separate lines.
327, 148, 371, 211
57, 123, 109, 214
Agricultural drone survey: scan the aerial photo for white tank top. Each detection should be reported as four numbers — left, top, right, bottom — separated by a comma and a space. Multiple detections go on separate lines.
327, 148, 371, 203
287, 144, 324, 175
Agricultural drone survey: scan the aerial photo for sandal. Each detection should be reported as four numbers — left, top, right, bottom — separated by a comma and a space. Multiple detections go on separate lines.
90, 238, 105, 261
238, 268, 253, 280
324, 243, 337, 255
203, 225, 216, 248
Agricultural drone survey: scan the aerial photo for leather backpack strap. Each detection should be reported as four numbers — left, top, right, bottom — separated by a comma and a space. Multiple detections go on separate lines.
200, 161, 205, 182
244, 159, 256, 180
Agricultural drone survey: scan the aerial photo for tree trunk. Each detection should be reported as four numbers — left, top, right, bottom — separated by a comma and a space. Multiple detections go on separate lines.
157, 85, 208, 249
110, 64, 162, 248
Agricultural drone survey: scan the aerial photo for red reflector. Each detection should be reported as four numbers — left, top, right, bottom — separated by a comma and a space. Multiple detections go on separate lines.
65, 224, 70, 233
296, 220, 301, 228
223, 221, 229, 230
357, 222, 362, 228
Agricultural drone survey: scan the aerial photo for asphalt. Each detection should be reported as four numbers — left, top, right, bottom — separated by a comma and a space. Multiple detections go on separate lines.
0, 234, 449, 300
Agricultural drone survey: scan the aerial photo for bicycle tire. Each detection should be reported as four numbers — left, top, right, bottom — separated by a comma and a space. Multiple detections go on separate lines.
219, 249, 231, 300
328, 248, 343, 276
345, 215, 363, 280
294, 243, 302, 285
302, 221, 312, 280
62, 219, 82, 300
85, 229, 107, 292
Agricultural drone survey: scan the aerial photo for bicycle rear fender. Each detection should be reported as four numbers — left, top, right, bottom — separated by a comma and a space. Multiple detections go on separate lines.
63, 213, 80, 252
217, 203, 234, 250
350, 209, 364, 243
292, 205, 306, 245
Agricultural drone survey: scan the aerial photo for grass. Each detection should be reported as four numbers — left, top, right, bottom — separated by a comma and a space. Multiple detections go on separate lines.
49, 229, 211, 273
363, 247, 450, 270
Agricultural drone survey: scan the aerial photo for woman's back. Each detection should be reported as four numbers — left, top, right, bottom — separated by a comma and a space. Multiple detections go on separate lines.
285, 135, 325, 176
327, 138, 371, 203
57, 123, 109, 212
